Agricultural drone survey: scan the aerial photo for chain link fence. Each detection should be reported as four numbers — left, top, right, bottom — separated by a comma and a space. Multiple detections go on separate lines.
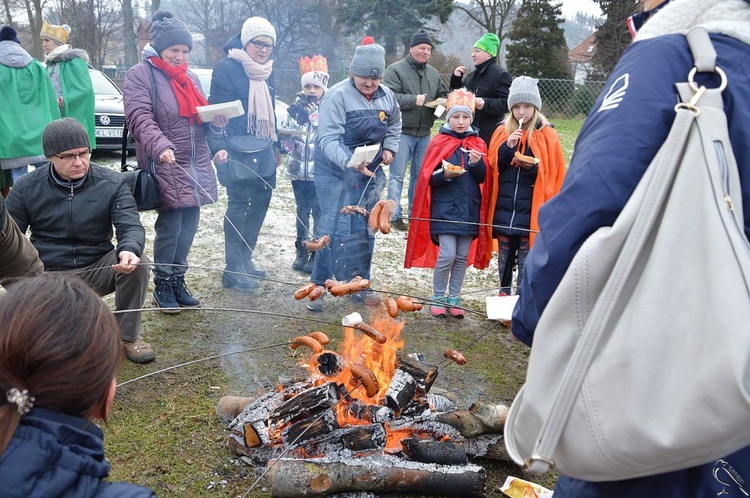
272, 69, 607, 119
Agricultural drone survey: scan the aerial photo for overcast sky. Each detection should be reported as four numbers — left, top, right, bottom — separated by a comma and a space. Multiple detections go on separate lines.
560, 0, 603, 18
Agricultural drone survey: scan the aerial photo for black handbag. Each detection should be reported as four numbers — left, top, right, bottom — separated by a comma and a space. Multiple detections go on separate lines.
223, 134, 274, 182
120, 66, 161, 211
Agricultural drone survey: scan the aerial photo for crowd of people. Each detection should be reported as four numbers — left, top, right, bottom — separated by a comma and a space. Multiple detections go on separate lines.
2, 0, 748, 494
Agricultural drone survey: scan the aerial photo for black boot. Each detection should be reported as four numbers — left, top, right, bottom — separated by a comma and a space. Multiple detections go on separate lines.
292, 241, 308, 272
303, 250, 315, 274
245, 259, 268, 278
153, 278, 181, 314
172, 275, 200, 307
222, 266, 259, 292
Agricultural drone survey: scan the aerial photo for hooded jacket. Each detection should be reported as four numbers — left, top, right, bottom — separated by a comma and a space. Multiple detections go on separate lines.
0, 408, 155, 498
0, 40, 60, 168
512, 0, 750, 496
124, 45, 217, 210
450, 57, 512, 145
45, 47, 96, 146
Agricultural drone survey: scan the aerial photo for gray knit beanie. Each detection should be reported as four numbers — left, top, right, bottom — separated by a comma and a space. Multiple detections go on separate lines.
507, 76, 542, 111
240, 17, 276, 48
43, 118, 90, 158
150, 10, 193, 54
349, 37, 386, 78
410, 30, 434, 48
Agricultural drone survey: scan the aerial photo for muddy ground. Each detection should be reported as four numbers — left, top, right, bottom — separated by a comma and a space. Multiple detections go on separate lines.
89, 150, 555, 497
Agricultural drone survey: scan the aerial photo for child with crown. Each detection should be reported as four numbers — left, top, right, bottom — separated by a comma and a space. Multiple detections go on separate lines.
404, 88, 494, 318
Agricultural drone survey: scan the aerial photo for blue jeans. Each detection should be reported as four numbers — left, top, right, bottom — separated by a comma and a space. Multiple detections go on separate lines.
153, 207, 200, 281
498, 235, 530, 295
386, 134, 430, 221
292, 179, 321, 241
11, 166, 29, 183
311, 167, 386, 285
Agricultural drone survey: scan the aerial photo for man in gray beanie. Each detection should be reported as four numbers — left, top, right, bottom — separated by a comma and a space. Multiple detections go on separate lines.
383, 29, 448, 231
6, 118, 155, 364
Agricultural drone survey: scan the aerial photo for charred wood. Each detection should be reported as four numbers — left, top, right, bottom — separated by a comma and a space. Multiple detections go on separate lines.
402, 438, 469, 465
340, 399, 394, 424
269, 382, 340, 428
281, 410, 339, 447
268, 456, 486, 497
384, 369, 416, 414
397, 354, 438, 394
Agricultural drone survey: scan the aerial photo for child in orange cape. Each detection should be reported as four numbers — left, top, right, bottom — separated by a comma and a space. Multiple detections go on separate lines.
486, 76, 566, 296
404, 89, 493, 318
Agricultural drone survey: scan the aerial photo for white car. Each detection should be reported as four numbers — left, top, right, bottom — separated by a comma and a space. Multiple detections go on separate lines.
190, 67, 289, 124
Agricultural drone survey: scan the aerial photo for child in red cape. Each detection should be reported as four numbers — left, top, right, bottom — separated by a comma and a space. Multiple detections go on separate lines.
404, 88, 494, 318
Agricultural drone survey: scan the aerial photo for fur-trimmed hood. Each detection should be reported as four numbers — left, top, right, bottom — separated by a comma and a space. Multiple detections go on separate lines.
46, 45, 89, 64
636, 0, 750, 45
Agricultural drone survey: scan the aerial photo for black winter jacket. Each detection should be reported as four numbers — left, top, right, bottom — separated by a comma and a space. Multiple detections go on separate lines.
6, 164, 145, 271
450, 58, 512, 145
493, 136, 538, 238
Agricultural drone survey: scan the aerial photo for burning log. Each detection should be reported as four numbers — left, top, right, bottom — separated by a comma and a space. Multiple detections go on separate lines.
384, 369, 416, 414
340, 399, 393, 424
268, 456, 486, 497
396, 354, 438, 394
269, 382, 340, 429
320, 423, 387, 452
316, 351, 343, 376
282, 410, 339, 447
402, 438, 468, 465
426, 393, 457, 412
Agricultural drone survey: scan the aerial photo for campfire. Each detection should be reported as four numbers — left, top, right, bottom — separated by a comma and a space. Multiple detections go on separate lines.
220, 310, 508, 497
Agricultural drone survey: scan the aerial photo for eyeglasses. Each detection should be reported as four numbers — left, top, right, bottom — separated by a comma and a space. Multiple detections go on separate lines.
53, 148, 91, 163
250, 40, 274, 51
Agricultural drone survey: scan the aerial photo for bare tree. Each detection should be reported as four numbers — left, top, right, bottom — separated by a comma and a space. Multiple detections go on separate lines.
21, 0, 44, 58
122, 0, 137, 66
453, 0, 518, 41
2, 0, 17, 26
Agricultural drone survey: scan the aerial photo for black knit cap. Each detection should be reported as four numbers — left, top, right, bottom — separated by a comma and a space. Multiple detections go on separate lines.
43, 118, 90, 158
410, 30, 433, 48
150, 10, 193, 54
0, 25, 20, 44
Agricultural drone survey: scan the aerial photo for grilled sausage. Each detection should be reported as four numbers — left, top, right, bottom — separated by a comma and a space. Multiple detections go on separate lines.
444, 349, 467, 365
385, 297, 400, 318
293, 282, 316, 300
368, 200, 385, 233
303, 235, 330, 251
307, 331, 330, 346
350, 363, 380, 398
329, 278, 371, 297
396, 295, 422, 312
355, 322, 386, 344
290, 336, 324, 354
378, 199, 396, 234
307, 285, 325, 301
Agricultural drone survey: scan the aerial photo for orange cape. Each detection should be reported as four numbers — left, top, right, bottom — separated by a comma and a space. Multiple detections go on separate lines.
404, 132, 493, 269
484, 124, 566, 262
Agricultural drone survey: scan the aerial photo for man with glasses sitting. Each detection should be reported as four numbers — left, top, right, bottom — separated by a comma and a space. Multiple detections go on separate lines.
6, 118, 155, 363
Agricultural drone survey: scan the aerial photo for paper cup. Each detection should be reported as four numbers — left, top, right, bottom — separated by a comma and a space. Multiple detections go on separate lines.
434, 104, 446, 118
342, 312, 363, 327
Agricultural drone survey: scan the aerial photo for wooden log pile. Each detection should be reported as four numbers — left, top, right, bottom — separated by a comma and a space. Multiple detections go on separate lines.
222, 348, 510, 497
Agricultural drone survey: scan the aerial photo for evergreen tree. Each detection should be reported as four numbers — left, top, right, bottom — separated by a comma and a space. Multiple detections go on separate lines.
590, 0, 639, 80
506, 0, 570, 79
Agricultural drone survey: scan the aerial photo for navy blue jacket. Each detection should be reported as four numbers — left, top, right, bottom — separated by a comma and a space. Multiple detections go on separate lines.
428, 125, 486, 243
493, 136, 537, 238
0, 409, 154, 497
512, 6, 750, 497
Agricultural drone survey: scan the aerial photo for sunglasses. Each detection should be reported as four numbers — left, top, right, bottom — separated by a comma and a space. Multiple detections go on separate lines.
249, 40, 274, 51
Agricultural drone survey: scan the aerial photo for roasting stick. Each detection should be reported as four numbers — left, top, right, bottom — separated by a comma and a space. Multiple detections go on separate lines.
242, 381, 368, 497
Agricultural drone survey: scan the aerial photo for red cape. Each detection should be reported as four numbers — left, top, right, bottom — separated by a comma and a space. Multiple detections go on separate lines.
404, 132, 493, 269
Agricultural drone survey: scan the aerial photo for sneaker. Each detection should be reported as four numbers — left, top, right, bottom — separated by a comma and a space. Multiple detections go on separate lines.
307, 294, 324, 312
447, 296, 465, 319
123, 339, 156, 363
351, 289, 381, 306
429, 295, 447, 318
153, 279, 181, 314
172, 276, 200, 307
390, 218, 409, 231
222, 268, 259, 292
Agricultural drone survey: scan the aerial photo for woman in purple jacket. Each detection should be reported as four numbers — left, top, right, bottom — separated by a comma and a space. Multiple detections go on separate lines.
124, 11, 218, 312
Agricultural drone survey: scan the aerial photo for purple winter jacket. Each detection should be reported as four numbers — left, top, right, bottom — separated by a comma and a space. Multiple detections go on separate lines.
123, 58, 217, 211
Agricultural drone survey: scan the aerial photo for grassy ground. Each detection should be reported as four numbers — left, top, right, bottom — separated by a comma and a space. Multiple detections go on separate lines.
102, 117, 585, 497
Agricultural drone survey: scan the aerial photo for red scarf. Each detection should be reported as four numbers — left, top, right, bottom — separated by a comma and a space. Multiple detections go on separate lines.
404, 132, 493, 270
149, 57, 208, 124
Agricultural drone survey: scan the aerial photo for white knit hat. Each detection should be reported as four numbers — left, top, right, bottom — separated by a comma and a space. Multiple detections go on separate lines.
507, 76, 542, 111
240, 17, 276, 48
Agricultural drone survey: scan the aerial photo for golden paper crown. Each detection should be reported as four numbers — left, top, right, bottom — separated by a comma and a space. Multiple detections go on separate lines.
299, 55, 328, 76
446, 88, 476, 114
40, 20, 71, 45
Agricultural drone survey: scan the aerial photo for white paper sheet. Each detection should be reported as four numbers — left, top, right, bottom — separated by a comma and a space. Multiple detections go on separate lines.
485, 295, 520, 321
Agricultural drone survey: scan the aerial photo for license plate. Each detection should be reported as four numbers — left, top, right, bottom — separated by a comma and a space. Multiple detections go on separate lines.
95, 128, 122, 138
